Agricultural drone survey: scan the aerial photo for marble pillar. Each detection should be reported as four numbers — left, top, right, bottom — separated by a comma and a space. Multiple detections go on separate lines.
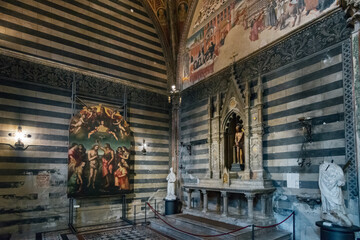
245, 193, 255, 219
185, 189, 192, 209
202, 190, 208, 213
221, 191, 228, 216
261, 194, 268, 217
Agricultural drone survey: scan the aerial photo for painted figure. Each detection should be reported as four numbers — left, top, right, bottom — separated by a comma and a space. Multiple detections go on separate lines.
75, 162, 86, 192
114, 162, 129, 190
88, 120, 118, 141
101, 143, 115, 188
87, 144, 99, 189
68, 143, 79, 179
178, 2, 188, 22
157, 8, 167, 25
304, 0, 319, 15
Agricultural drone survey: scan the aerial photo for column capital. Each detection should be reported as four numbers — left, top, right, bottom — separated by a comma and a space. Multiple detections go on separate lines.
184, 188, 193, 193
220, 191, 228, 197
260, 193, 270, 199
244, 192, 255, 199
201, 189, 207, 195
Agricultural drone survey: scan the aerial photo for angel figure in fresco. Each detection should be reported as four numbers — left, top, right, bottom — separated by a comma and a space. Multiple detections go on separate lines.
87, 144, 99, 189
70, 114, 86, 134
88, 120, 118, 141
114, 161, 130, 190
100, 143, 115, 188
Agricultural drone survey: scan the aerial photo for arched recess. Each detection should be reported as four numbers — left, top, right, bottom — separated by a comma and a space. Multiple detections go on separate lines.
222, 110, 244, 170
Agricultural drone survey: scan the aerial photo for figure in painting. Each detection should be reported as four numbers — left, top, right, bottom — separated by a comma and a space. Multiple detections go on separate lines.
165, 168, 177, 200
317, 0, 335, 12
75, 162, 86, 192
114, 161, 130, 190
157, 8, 167, 25
304, 0, 319, 15
319, 161, 352, 227
88, 120, 118, 141
70, 114, 86, 134
178, 2, 188, 22
234, 125, 245, 170
268, 0, 278, 28
101, 143, 115, 188
68, 143, 80, 179
87, 144, 99, 189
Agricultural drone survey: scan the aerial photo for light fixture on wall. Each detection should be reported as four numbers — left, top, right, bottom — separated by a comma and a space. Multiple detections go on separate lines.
141, 139, 147, 155
168, 85, 181, 105
1, 126, 32, 150
297, 117, 312, 167
298, 117, 312, 143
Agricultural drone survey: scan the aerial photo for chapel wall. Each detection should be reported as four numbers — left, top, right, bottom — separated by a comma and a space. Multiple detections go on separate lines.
179, 10, 358, 240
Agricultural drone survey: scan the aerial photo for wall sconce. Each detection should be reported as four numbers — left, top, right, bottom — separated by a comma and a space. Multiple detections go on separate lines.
298, 117, 312, 143
141, 139, 147, 155
1, 126, 32, 150
168, 85, 181, 105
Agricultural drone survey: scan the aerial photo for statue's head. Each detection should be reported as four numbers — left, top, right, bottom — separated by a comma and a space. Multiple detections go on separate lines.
170, 167, 173, 172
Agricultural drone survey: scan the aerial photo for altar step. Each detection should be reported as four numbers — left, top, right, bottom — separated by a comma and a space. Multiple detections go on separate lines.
149, 213, 292, 240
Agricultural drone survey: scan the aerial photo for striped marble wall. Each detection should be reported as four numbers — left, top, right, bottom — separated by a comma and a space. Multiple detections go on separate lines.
180, 98, 209, 181
263, 44, 345, 196
0, 0, 167, 92
0, 0, 171, 235
0, 75, 170, 237
178, 11, 356, 238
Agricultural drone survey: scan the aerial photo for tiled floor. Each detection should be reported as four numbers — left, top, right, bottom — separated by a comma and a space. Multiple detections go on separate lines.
38, 224, 169, 240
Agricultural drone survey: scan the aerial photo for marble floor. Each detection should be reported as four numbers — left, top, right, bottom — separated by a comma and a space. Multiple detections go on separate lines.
38, 223, 170, 240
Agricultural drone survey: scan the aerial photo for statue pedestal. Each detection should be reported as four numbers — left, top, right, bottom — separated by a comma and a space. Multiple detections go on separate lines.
231, 163, 244, 172
316, 221, 360, 240
164, 199, 178, 215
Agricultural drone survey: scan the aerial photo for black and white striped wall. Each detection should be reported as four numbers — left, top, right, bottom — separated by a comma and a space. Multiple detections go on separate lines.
0, 0, 171, 238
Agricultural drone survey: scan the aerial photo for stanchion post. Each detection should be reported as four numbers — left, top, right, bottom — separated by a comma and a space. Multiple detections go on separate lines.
252, 224, 254, 240
144, 202, 147, 225
134, 205, 136, 226
293, 211, 295, 240
155, 199, 157, 219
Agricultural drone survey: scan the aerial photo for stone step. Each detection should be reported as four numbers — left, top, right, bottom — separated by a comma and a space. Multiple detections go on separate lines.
149, 213, 292, 240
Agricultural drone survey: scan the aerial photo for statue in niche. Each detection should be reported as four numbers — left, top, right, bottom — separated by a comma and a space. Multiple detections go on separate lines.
165, 168, 177, 200
234, 125, 245, 170
319, 161, 352, 227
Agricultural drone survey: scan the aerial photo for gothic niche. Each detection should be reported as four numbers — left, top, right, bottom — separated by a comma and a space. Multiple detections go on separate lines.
223, 113, 244, 171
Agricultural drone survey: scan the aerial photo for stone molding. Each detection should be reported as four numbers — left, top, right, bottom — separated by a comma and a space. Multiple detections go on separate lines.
0, 51, 169, 108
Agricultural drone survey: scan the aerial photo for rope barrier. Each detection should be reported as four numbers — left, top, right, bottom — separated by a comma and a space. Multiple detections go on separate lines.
254, 212, 294, 229
146, 202, 294, 238
147, 202, 250, 237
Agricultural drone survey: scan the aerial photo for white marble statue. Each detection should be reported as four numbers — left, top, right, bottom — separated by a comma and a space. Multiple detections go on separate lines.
319, 161, 352, 227
165, 168, 177, 200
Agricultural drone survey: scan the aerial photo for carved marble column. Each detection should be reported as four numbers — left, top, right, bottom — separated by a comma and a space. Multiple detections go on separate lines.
243, 80, 251, 180
202, 190, 208, 213
245, 193, 255, 219
221, 191, 228, 216
261, 194, 268, 217
185, 189, 193, 209
250, 76, 265, 180
209, 94, 221, 179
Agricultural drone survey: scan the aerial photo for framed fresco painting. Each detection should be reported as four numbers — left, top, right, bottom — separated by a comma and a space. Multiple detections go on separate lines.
67, 104, 131, 197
